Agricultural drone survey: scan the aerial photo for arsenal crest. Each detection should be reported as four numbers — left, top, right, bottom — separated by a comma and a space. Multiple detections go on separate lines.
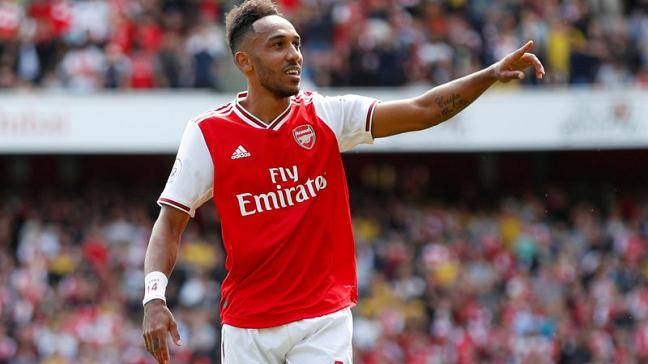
293, 125, 316, 150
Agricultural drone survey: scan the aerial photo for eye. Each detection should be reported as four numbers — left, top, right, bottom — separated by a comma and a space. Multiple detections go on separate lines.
293, 41, 301, 49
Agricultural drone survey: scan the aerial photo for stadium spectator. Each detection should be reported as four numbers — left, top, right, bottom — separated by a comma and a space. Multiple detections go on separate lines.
3, 173, 648, 362
0, 0, 646, 90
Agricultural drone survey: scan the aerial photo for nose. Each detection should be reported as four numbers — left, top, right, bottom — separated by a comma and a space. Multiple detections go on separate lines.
287, 44, 302, 64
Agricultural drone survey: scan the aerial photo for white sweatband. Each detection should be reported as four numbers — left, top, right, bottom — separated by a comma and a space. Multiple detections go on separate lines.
143, 271, 168, 306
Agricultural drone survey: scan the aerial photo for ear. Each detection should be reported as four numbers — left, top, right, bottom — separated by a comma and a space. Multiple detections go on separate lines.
234, 51, 253, 73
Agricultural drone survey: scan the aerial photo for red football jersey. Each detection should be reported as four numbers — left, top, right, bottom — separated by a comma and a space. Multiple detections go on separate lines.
159, 91, 378, 328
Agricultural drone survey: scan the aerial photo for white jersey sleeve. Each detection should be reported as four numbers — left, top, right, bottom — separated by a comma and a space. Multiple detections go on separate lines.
157, 120, 213, 217
311, 93, 379, 152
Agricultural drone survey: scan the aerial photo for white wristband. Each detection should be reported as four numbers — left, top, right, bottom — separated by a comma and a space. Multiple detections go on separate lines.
143, 271, 168, 306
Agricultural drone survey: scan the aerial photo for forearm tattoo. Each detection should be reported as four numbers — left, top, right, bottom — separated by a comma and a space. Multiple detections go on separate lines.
434, 93, 470, 118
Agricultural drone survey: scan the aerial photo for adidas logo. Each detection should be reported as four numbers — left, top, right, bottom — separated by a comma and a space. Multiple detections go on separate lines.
231, 145, 251, 159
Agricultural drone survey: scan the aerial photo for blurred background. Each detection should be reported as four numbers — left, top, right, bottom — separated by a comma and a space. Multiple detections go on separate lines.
1, 0, 648, 363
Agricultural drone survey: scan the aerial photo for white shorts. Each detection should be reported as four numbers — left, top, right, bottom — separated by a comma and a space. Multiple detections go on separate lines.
221, 307, 353, 364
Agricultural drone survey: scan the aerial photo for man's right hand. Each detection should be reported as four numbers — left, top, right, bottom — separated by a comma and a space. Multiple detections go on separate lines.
142, 299, 183, 364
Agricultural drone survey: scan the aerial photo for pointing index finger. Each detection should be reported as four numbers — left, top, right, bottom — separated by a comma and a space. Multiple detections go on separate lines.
513, 40, 534, 59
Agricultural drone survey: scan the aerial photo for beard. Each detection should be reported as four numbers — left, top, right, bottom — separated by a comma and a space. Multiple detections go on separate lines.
254, 57, 300, 98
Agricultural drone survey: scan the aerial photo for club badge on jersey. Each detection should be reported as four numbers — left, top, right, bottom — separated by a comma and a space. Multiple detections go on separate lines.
293, 124, 316, 150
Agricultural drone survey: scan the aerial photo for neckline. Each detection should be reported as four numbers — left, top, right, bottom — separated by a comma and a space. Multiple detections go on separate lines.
233, 92, 294, 131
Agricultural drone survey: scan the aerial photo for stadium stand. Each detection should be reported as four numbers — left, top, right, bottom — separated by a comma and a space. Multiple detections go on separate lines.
3, 152, 648, 363
2, 0, 648, 363
0, 0, 646, 89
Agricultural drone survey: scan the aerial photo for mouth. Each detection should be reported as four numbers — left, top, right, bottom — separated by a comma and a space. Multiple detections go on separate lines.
284, 66, 301, 79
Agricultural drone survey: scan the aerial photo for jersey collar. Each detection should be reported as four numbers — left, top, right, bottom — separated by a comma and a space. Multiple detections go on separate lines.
233, 92, 294, 131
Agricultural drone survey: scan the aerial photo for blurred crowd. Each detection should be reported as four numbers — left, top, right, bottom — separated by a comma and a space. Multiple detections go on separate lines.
0, 187, 227, 364
3, 166, 648, 363
0, 0, 647, 91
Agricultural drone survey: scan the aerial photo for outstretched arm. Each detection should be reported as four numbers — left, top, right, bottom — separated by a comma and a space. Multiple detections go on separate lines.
142, 205, 190, 364
372, 40, 545, 138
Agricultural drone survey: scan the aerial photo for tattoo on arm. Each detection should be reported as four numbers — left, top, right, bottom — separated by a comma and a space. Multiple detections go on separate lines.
434, 93, 470, 118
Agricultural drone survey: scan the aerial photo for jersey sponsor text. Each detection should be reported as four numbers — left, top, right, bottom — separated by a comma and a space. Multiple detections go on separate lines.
236, 165, 327, 216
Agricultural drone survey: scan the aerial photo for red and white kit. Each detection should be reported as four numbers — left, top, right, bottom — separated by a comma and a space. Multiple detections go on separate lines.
159, 91, 377, 328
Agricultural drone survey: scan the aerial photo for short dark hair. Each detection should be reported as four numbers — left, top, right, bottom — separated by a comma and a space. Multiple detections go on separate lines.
225, 0, 281, 55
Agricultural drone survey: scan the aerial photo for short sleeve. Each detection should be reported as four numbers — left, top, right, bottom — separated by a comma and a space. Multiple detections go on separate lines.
311, 93, 379, 152
157, 121, 213, 217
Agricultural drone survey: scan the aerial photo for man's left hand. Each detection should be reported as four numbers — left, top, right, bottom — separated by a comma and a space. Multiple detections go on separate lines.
492, 40, 545, 82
